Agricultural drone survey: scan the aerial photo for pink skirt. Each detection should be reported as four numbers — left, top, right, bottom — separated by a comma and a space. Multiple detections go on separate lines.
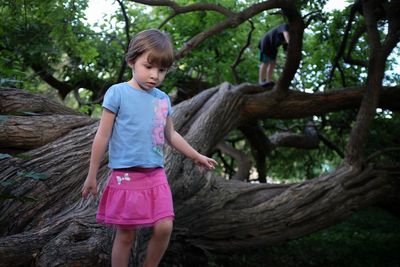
96, 167, 174, 229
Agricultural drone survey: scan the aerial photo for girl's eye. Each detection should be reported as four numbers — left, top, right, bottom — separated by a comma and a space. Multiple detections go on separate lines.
159, 68, 166, 73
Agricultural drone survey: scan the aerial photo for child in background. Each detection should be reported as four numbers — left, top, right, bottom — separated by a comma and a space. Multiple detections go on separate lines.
258, 23, 290, 86
82, 29, 217, 267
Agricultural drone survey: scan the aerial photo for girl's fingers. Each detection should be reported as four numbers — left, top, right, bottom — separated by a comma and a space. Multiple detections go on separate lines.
81, 186, 97, 198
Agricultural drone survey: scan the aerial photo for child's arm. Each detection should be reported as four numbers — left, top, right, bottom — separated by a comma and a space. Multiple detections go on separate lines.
82, 109, 116, 198
164, 117, 217, 169
283, 30, 290, 44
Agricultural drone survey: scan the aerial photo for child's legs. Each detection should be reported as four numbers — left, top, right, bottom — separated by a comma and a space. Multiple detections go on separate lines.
266, 60, 276, 82
259, 62, 267, 83
112, 228, 136, 267
143, 218, 173, 267
259, 52, 276, 83
258, 51, 268, 83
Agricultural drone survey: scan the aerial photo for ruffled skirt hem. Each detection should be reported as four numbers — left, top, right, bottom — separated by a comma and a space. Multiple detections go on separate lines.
96, 215, 174, 229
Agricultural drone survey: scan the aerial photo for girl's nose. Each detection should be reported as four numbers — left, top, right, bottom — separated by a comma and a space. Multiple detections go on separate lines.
151, 69, 159, 79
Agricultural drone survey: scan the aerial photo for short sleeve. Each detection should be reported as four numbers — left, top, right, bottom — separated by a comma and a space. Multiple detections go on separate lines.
102, 85, 120, 114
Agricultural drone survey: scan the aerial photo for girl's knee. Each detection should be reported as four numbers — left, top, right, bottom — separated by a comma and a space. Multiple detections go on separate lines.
153, 219, 173, 238
115, 228, 136, 244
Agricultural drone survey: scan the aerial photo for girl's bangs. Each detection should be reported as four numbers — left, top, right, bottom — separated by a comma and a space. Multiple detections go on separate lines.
147, 49, 174, 68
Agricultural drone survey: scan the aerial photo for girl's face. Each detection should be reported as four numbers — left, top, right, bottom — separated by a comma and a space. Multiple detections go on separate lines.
130, 51, 168, 91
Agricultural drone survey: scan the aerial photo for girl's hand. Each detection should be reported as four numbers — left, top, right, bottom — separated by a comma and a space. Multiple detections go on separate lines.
81, 177, 98, 199
194, 154, 217, 170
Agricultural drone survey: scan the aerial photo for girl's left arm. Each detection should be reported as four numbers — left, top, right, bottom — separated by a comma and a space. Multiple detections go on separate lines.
165, 117, 217, 169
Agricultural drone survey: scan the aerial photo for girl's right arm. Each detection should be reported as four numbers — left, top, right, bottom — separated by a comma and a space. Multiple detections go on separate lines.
81, 109, 116, 199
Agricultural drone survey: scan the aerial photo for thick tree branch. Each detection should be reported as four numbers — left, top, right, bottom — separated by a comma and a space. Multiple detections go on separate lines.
344, 0, 399, 166
269, 123, 319, 149
0, 87, 79, 115
240, 85, 400, 121
0, 115, 96, 149
275, 7, 304, 94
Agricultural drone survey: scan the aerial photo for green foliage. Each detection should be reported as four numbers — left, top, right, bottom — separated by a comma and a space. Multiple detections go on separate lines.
365, 111, 400, 164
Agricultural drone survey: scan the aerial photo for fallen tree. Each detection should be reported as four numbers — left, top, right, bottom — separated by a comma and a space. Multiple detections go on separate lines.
1, 0, 399, 266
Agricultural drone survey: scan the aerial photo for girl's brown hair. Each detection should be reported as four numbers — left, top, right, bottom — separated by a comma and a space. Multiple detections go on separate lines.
125, 29, 174, 68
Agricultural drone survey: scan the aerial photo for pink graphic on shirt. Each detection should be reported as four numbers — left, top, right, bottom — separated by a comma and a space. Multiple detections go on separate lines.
152, 125, 164, 145
152, 98, 169, 155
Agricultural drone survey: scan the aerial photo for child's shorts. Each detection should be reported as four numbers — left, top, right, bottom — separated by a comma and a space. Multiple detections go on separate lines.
96, 167, 174, 229
259, 51, 276, 63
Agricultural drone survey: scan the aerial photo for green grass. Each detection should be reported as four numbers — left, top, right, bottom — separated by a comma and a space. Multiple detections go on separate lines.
208, 207, 400, 267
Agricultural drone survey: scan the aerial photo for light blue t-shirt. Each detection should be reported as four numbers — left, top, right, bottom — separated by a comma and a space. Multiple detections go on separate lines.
102, 82, 172, 169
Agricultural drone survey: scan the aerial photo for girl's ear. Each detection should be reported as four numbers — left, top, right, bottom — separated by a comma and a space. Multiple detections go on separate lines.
127, 60, 135, 68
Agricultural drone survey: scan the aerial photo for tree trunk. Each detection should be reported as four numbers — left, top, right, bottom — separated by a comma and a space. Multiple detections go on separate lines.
0, 85, 399, 266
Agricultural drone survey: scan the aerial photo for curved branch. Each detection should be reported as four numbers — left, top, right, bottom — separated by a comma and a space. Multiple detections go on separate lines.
230, 20, 255, 84
30, 63, 73, 99
327, 1, 363, 85
344, 0, 391, 166
130, 0, 234, 17
382, 0, 400, 58
217, 141, 252, 181
317, 132, 345, 158
344, 25, 368, 68
158, 11, 177, 29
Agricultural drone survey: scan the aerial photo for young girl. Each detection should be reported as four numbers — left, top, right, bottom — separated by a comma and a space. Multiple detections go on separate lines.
81, 29, 217, 267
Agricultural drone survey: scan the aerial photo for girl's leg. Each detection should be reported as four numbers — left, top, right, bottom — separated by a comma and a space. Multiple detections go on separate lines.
112, 228, 136, 267
143, 219, 173, 267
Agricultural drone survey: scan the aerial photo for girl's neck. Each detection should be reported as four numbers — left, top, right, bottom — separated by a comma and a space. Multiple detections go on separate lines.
127, 79, 153, 93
